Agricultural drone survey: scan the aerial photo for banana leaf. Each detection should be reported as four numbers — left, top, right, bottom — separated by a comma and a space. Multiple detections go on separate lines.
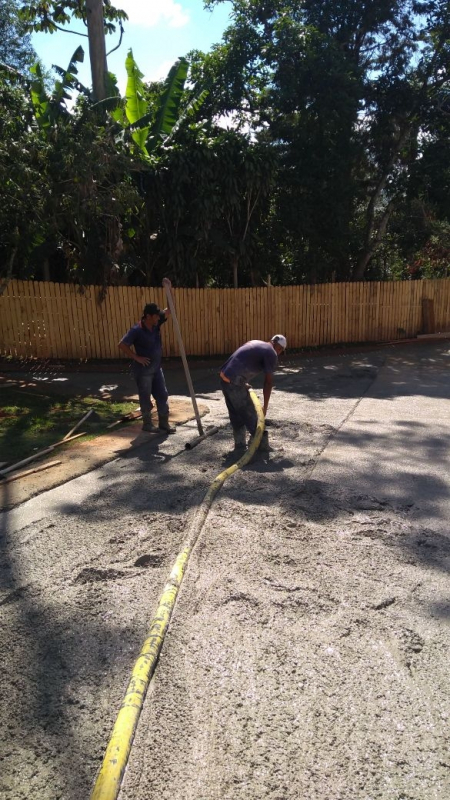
124, 49, 149, 151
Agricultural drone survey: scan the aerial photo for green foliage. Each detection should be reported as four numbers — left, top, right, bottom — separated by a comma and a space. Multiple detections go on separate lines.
0, 386, 137, 464
30, 46, 84, 129
199, 0, 450, 283
2, 1, 449, 288
0, 0, 36, 72
0, 75, 48, 272
19, 0, 127, 36
150, 57, 189, 142
124, 49, 148, 151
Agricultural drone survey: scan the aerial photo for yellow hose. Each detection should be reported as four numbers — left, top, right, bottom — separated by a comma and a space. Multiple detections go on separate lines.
91, 389, 265, 800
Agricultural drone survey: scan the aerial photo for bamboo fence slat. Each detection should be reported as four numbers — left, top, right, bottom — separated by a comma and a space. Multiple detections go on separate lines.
321, 283, 328, 345
65, 283, 77, 359
325, 283, 332, 345
27, 280, 38, 358
17, 280, 29, 357
110, 285, 122, 358
318, 284, 325, 346
303, 285, 309, 347
47, 282, 61, 358
60, 284, 70, 358
66, 284, 77, 358
70, 284, 82, 360
115, 285, 125, 353
48, 282, 60, 358
85, 285, 96, 359
196, 288, 203, 355
355, 282, 362, 342
346, 280, 352, 343
3, 278, 450, 360
83, 286, 95, 359
8, 280, 21, 357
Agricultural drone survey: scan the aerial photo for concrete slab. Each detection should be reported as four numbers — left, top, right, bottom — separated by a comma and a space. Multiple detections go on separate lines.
312, 353, 450, 533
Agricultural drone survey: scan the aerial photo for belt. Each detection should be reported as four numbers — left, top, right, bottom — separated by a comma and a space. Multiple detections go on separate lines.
219, 371, 231, 383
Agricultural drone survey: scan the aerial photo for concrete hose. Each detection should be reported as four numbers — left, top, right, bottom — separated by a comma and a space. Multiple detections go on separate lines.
91, 389, 265, 800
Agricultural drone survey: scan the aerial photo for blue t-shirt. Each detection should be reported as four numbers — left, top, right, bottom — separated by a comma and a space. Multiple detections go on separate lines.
221, 340, 278, 385
120, 314, 167, 369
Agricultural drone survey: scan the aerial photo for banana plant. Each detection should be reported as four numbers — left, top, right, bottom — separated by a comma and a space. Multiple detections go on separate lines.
114, 50, 209, 156
30, 46, 86, 130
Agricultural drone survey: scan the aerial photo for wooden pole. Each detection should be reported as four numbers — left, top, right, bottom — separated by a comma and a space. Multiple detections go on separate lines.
162, 278, 204, 436
63, 408, 94, 440
1, 460, 62, 484
0, 432, 86, 477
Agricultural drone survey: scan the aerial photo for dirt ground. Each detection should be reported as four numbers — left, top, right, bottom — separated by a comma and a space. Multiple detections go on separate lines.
0, 397, 210, 510
1, 343, 450, 800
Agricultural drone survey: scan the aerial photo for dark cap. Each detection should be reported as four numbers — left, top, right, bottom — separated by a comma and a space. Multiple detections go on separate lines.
143, 303, 161, 317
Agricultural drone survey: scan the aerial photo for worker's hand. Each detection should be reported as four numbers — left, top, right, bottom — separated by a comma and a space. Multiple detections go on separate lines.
162, 277, 172, 289
135, 356, 151, 366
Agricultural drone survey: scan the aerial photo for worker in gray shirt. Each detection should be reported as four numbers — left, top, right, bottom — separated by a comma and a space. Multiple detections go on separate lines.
219, 334, 287, 451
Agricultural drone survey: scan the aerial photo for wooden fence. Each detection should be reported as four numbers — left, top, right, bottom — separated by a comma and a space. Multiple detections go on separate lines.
1, 278, 449, 360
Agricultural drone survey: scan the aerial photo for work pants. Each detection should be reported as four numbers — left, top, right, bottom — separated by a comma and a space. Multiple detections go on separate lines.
133, 366, 169, 417
220, 379, 257, 434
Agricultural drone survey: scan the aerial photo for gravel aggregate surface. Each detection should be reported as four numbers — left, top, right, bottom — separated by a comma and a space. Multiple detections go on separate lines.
1, 343, 450, 800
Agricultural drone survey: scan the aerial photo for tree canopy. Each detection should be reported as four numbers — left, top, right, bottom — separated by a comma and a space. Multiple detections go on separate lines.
0, 0, 36, 72
1, 0, 449, 287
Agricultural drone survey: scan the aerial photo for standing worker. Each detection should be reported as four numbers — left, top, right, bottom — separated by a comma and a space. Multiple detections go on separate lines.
219, 335, 287, 451
119, 290, 176, 434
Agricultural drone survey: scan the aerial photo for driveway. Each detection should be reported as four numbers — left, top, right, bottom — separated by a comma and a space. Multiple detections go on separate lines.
1, 341, 450, 800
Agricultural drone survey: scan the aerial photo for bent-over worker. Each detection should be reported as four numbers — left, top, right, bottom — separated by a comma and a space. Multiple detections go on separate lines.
119, 298, 176, 434
219, 334, 287, 451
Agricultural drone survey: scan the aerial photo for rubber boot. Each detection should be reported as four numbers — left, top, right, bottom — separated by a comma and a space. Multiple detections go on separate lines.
142, 413, 158, 432
158, 415, 176, 434
258, 430, 270, 452
232, 426, 247, 449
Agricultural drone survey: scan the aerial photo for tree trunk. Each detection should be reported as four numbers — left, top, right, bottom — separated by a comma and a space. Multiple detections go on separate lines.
0, 228, 18, 296
85, 0, 108, 102
354, 198, 396, 281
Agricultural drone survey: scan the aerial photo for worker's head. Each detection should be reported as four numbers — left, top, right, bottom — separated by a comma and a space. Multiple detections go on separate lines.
142, 302, 161, 326
271, 334, 287, 355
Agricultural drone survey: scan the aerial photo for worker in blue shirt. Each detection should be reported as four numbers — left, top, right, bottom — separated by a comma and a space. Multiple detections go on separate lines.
220, 334, 287, 451
119, 297, 176, 434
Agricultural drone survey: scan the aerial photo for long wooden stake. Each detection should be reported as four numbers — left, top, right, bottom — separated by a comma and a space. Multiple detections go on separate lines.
1, 460, 62, 484
0, 432, 86, 477
163, 278, 204, 436
63, 408, 94, 440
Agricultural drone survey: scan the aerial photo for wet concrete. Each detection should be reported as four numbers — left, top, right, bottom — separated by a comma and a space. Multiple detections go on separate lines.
1, 341, 450, 800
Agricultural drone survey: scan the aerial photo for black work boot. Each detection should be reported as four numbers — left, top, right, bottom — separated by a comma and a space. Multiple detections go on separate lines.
158, 415, 176, 434
232, 426, 247, 449
142, 414, 158, 432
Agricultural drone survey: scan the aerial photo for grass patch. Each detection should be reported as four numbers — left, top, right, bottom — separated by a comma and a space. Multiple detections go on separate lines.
0, 388, 138, 466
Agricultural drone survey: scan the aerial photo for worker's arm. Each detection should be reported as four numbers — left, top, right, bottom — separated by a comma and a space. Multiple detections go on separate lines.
118, 341, 150, 366
262, 373, 274, 415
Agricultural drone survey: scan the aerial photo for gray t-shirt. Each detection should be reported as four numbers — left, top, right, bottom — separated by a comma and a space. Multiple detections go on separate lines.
221, 340, 278, 385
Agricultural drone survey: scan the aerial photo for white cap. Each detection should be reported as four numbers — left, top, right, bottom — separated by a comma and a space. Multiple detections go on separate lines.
271, 334, 287, 350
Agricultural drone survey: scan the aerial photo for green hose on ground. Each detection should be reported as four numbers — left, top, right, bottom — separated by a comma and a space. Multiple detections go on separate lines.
91, 389, 265, 800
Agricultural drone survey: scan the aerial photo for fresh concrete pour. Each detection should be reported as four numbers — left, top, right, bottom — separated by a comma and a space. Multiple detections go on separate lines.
1, 343, 450, 800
